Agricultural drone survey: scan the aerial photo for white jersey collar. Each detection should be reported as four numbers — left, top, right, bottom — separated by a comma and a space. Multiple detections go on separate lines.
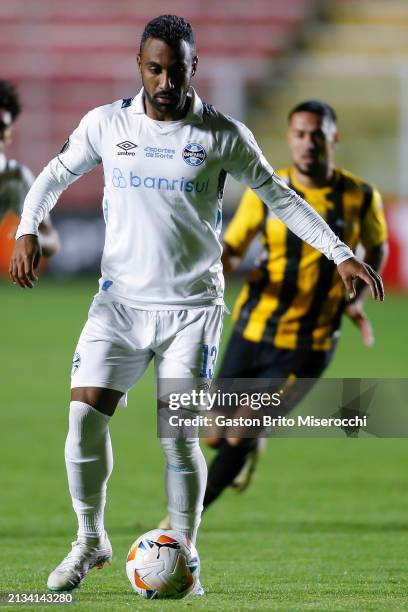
131, 87, 203, 123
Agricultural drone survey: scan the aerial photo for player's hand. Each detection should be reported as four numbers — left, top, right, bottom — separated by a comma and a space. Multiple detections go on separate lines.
9, 234, 42, 289
337, 257, 384, 301
345, 301, 374, 347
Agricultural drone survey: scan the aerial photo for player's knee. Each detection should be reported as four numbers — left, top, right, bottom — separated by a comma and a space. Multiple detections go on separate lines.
71, 387, 120, 416
66, 401, 111, 452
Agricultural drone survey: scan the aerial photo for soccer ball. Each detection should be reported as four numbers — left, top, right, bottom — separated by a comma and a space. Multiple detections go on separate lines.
126, 529, 200, 599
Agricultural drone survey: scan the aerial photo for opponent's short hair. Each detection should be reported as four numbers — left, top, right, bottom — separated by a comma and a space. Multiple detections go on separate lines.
288, 100, 337, 124
0, 80, 21, 120
140, 15, 195, 54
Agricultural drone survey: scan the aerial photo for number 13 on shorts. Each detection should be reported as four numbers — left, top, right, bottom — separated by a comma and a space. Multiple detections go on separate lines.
200, 344, 218, 379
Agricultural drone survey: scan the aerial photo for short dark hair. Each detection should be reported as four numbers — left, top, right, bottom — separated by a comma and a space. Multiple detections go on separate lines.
0, 80, 21, 121
288, 100, 337, 124
140, 15, 195, 54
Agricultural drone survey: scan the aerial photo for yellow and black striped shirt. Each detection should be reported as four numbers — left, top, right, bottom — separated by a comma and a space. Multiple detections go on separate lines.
225, 167, 387, 351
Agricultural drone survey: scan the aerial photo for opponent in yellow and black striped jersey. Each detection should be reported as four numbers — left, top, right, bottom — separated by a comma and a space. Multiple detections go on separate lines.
224, 167, 387, 352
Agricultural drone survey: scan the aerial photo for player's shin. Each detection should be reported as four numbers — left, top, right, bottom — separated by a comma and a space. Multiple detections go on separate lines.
64, 401, 113, 542
160, 438, 207, 545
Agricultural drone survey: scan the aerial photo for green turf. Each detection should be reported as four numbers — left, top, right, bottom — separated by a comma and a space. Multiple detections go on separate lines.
1, 278, 407, 611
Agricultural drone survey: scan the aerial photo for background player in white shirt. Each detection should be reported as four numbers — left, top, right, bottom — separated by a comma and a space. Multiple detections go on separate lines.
0, 80, 59, 258
9, 16, 384, 594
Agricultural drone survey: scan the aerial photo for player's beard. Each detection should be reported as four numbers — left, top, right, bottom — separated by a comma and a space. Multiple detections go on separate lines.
144, 88, 183, 117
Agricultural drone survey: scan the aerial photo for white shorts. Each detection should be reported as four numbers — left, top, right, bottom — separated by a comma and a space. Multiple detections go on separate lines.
70, 293, 224, 405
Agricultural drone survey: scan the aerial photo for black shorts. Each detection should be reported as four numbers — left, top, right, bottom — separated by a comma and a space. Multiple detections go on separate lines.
215, 330, 335, 421
218, 330, 334, 379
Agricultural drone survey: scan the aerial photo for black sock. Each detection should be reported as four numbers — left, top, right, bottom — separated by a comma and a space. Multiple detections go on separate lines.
203, 439, 257, 509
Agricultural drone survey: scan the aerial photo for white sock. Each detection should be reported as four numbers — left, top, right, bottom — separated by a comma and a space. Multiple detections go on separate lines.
65, 401, 113, 542
160, 437, 207, 545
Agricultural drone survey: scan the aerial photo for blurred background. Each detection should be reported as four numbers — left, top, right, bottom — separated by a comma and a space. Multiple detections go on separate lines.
0, 0, 407, 289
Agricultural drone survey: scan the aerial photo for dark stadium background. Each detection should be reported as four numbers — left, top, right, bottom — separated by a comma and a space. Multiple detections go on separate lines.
1, 1, 407, 609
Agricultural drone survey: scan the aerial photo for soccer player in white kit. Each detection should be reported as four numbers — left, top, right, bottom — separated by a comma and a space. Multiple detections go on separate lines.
9, 16, 384, 594
0, 80, 59, 257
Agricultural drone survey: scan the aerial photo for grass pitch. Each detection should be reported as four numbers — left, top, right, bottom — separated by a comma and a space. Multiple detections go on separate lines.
1, 278, 407, 611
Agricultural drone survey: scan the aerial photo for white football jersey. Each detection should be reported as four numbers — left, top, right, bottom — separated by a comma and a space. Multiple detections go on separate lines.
16, 88, 353, 308
0, 152, 34, 222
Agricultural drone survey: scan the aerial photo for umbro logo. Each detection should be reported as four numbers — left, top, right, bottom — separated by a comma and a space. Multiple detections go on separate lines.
116, 141, 138, 156
117, 141, 137, 150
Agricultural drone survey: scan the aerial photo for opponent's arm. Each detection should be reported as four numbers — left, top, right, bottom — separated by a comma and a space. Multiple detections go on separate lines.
222, 243, 243, 275
344, 188, 388, 343
222, 188, 264, 275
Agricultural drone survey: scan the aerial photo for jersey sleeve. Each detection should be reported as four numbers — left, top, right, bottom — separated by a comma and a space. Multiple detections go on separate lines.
57, 108, 102, 176
218, 118, 274, 188
224, 188, 264, 255
16, 109, 102, 238
360, 188, 388, 249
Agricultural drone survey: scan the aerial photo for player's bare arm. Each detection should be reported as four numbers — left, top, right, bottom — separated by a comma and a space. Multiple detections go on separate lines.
7, 222, 58, 288
8, 220, 59, 289
9, 234, 41, 289
348, 242, 388, 302
337, 255, 384, 302
222, 243, 242, 275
